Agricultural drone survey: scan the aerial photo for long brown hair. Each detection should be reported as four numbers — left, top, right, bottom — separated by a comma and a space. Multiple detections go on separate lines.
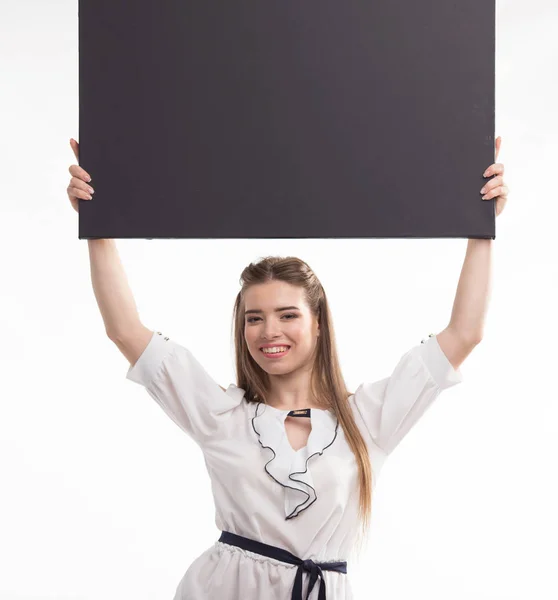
231, 256, 373, 550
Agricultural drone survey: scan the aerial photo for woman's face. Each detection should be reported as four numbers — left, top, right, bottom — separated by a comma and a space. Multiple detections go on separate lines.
243, 280, 320, 374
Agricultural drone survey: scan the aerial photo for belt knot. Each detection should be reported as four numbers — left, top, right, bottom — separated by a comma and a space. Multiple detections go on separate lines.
302, 559, 317, 571
293, 558, 326, 600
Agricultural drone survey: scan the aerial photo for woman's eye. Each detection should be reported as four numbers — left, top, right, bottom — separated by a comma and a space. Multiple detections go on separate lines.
246, 314, 297, 323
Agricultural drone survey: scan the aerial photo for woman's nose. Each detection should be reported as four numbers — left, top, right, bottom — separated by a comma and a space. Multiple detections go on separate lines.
262, 324, 281, 338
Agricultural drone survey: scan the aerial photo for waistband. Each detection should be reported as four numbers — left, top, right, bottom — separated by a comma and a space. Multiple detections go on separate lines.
218, 530, 347, 600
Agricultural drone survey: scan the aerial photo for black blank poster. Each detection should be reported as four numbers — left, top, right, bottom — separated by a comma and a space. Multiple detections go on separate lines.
78, 1, 495, 240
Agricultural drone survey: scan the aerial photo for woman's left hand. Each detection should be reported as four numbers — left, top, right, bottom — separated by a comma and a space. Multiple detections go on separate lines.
480, 136, 509, 217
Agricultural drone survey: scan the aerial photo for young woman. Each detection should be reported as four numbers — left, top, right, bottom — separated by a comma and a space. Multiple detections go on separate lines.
67, 137, 508, 600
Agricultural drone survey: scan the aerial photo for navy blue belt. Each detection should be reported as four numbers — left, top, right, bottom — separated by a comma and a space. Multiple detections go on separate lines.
218, 530, 347, 600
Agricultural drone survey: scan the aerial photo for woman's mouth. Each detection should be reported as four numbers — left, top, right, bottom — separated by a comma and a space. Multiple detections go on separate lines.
260, 346, 291, 359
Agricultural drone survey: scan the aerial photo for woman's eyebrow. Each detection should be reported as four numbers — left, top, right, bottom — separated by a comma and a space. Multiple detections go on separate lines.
244, 306, 300, 315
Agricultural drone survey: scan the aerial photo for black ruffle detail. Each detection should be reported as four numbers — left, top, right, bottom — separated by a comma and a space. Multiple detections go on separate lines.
251, 403, 339, 520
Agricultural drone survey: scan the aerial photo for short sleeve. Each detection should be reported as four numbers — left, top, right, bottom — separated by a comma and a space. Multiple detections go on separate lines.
125, 330, 243, 445
351, 333, 463, 456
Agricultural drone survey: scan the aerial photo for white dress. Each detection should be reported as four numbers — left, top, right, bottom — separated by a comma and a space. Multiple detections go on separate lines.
126, 331, 463, 599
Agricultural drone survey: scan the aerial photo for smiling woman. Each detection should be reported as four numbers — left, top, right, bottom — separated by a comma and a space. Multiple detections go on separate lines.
118, 255, 465, 600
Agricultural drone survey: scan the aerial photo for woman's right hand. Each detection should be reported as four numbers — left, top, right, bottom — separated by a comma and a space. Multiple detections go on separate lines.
67, 138, 95, 213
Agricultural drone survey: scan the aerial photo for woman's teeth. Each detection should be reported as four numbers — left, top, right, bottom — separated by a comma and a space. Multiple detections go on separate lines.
260, 346, 290, 356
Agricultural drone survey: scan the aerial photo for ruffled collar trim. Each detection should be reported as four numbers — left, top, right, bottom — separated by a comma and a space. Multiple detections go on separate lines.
251, 401, 339, 520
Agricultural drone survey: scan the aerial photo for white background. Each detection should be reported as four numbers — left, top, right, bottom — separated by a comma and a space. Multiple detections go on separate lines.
1, 0, 557, 598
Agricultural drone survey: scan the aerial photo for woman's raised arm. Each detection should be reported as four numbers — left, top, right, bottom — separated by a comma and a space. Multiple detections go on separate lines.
67, 138, 149, 363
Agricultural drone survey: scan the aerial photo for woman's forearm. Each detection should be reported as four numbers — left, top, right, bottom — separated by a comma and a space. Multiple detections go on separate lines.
448, 238, 493, 341
88, 239, 142, 339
